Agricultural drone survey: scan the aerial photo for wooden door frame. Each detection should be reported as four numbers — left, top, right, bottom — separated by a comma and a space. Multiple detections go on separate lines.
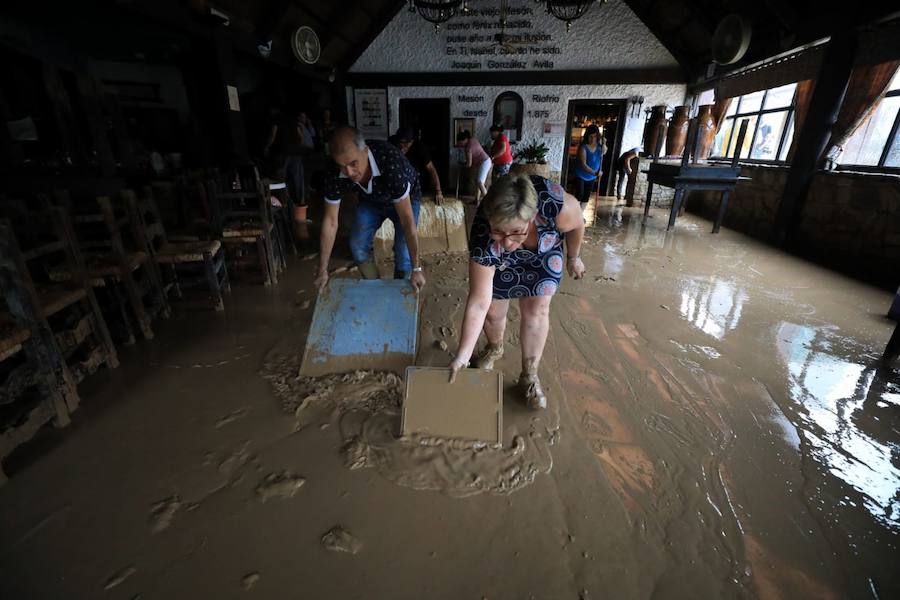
561, 99, 628, 196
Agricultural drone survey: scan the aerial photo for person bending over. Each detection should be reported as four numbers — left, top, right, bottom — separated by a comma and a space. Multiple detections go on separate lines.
315, 126, 425, 290
390, 126, 445, 205
449, 173, 586, 409
456, 130, 491, 205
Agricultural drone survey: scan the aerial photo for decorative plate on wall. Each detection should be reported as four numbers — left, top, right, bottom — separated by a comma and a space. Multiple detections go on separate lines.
292, 26, 320, 65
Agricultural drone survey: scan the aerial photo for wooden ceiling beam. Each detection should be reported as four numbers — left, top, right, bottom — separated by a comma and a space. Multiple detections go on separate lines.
338, 0, 406, 72
624, 0, 698, 80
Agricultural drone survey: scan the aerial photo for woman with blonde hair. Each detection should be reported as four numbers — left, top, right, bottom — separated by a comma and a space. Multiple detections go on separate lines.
449, 174, 586, 409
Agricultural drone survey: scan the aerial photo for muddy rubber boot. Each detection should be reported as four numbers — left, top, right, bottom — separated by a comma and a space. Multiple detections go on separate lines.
520, 371, 547, 410
358, 259, 379, 279
472, 342, 504, 370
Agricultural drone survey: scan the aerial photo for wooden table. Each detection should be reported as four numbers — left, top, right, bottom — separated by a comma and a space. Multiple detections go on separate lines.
641, 117, 752, 233
642, 162, 750, 233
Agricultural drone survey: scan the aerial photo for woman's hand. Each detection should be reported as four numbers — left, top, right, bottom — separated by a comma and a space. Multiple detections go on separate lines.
567, 256, 585, 280
448, 355, 468, 383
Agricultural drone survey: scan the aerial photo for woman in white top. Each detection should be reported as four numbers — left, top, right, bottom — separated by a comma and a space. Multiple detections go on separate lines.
456, 130, 492, 204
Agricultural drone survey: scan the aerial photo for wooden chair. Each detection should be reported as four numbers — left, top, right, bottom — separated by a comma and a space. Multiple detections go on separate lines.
127, 188, 230, 311
48, 190, 170, 341
0, 208, 119, 483
207, 166, 286, 286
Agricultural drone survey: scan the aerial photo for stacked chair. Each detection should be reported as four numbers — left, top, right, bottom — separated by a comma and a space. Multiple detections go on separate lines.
0, 203, 119, 484
206, 166, 287, 286
47, 190, 169, 343
127, 188, 229, 311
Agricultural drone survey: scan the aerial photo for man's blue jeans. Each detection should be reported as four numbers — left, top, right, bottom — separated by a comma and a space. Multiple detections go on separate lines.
349, 198, 421, 274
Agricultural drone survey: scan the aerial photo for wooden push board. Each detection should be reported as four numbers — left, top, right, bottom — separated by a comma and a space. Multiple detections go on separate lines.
300, 279, 418, 377
402, 367, 502, 445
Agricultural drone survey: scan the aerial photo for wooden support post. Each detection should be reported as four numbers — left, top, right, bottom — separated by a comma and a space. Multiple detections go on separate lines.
774, 33, 857, 246
0, 87, 25, 166
76, 75, 116, 177
42, 65, 85, 166
213, 27, 249, 163
102, 91, 137, 173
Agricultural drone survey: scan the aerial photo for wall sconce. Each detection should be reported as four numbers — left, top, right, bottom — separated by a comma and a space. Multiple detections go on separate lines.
630, 95, 644, 118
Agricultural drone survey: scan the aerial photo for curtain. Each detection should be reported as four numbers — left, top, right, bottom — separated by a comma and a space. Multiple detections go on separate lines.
823, 60, 900, 166
786, 79, 816, 163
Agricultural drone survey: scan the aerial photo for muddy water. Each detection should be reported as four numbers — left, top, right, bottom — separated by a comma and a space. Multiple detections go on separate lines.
0, 201, 895, 599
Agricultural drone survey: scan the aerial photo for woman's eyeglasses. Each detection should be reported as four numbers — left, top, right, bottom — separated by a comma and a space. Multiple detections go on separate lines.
489, 221, 531, 241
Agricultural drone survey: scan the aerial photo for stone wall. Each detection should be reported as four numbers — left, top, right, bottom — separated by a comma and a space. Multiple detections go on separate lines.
687, 164, 788, 239
687, 165, 900, 276
629, 157, 676, 207
799, 171, 900, 266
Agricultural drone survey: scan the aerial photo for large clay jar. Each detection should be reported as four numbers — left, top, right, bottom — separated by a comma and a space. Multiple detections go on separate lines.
695, 105, 717, 160
665, 105, 690, 157
643, 105, 668, 157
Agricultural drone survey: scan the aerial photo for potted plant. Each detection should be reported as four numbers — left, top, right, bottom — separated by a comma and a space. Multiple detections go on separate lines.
510, 139, 551, 178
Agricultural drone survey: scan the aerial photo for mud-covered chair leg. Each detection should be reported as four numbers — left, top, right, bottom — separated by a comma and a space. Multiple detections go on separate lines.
256, 236, 272, 287
120, 272, 153, 340
202, 251, 225, 311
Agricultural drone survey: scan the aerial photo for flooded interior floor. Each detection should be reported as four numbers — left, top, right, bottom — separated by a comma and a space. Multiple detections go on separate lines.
0, 200, 897, 599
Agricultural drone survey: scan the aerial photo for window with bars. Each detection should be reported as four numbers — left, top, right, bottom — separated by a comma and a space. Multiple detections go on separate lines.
836, 69, 900, 170
711, 83, 797, 163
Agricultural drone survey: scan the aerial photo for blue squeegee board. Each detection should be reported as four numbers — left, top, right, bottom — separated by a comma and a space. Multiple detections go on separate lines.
300, 279, 419, 376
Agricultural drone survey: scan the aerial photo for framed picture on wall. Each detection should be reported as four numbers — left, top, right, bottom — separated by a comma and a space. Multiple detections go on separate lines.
453, 117, 476, 142
354, 88, 389, 140
493, 91, 523, 143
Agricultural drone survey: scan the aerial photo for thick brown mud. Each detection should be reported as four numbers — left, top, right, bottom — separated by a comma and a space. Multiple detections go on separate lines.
0, 201, 895, 599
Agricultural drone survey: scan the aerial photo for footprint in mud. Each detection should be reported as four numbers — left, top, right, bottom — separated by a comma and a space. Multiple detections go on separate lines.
321, 526, 362, 554
104, 565, 137, 590
218, 441, 253, 473
215, 408, 249, 429
149, 496, 181, 533
242, 572, 260, 590
255, 471, 306, 502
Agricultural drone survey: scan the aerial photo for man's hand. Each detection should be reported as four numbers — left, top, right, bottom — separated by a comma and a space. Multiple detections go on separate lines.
567, 257, 585, 280
448, 356, 467, 383
434, 191, 445, 205
411, 270, 426, 293
314, 266, 329, 292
